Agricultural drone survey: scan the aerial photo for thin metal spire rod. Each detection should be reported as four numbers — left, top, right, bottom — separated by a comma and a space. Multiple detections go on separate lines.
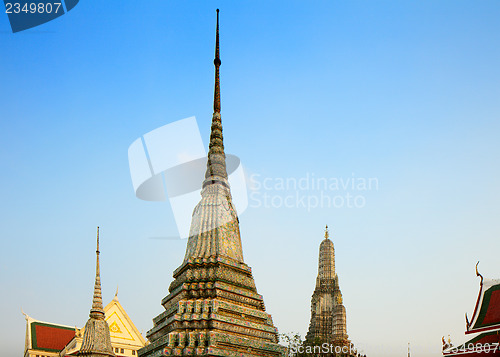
213, 8, 221, 113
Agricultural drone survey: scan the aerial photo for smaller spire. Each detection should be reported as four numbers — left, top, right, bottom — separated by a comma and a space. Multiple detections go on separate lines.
324, 225, 329, 240
79, 226, 115, 357
90, 226, 105, 319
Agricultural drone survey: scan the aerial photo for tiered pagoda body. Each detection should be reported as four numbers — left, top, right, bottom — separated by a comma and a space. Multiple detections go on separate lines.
138, 10, 284, 357
305, 226, 351, 350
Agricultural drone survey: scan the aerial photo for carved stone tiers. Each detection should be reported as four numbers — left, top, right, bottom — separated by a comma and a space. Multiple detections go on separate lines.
140, 256, 283, 357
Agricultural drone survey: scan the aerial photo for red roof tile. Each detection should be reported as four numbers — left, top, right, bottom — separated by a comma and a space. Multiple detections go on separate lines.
32, 322, 75, 352
482, 288, 500, 326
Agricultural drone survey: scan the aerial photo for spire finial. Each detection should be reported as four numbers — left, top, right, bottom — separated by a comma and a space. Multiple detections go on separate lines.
324, 225, 329, 240
214, 8, 221, 113
90, 226, 105, 318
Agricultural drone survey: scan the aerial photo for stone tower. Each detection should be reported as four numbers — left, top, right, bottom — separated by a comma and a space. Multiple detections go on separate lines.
78, 227, 115, 357
305, 226, 350, 347
138, 10, 284, 357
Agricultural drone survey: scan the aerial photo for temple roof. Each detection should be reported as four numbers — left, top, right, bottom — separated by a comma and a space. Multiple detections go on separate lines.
43, 292, 146, 357
23, 313, 75, 353
466, 263, 500, 334
104, 291, 147, 347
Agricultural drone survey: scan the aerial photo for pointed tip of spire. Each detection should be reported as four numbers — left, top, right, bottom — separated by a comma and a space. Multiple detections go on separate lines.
96, 226, 100, 254
324, 225, 329, 240
213, 8, 221, 112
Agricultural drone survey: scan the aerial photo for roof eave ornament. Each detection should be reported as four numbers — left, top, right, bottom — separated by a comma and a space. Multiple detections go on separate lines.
476, 261, 483, 286
466, 261, 484, 331
21, 308, 29, 321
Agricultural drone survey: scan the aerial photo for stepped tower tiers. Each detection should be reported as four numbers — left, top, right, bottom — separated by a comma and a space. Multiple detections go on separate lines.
138, 10, 284, 357
306, 226, 350, 348
78, 227, 115, 357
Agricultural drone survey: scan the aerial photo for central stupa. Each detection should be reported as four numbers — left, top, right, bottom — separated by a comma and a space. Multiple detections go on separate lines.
138, 10, 284, 357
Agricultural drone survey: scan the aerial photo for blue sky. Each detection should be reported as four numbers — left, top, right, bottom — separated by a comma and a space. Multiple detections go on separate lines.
1, 1, 500, 356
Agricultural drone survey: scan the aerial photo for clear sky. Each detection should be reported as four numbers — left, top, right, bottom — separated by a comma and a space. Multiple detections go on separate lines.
1, 1, 500, 357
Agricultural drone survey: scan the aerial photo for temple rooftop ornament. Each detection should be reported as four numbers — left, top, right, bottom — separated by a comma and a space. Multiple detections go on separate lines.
443, 262, 500, 357
78, 227, 115, 357
138, 9, 284, 357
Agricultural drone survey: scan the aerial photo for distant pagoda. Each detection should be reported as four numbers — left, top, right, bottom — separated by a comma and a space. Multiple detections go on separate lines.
78, 227, 115, 357
305, 226, 356, 356
138, 10, 284, 357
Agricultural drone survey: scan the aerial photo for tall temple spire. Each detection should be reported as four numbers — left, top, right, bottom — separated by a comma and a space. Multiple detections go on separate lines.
139, 10, 284, 357
78, 227, 115, 357
204, 9, 228, 187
